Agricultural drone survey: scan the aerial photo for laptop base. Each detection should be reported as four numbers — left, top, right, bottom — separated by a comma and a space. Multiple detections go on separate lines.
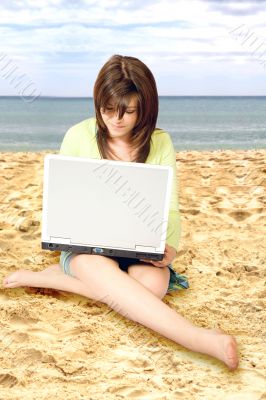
42, 242, 164, 261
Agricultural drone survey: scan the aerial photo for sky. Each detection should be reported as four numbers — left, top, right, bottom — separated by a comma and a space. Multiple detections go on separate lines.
0, 0, 265, 97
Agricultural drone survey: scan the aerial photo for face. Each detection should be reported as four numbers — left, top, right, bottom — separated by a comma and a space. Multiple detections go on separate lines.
100, 96, 138, 142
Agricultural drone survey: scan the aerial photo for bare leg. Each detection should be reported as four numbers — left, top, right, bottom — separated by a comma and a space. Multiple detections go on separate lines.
3, 264, 96, 298
3, 257, 238, 370
66, 255, 239, 370
23, 264, 81, 296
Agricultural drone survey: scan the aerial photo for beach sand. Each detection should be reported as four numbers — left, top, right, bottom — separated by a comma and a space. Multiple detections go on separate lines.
0, 149, 265, 400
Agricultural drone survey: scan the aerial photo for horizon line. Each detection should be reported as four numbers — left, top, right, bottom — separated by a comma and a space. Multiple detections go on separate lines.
1, 95, 266, 98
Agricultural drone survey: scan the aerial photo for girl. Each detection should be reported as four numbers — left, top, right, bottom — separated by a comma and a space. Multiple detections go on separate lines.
3, 55, 238, 370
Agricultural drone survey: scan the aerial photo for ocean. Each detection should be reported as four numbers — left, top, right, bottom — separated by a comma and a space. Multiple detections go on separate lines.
0, 96, 265, 152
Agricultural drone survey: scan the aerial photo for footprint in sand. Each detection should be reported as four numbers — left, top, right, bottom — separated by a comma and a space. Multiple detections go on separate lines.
107, 385, 151, 398
9, 314, 39, 327
6, 309, 89, 344
20, 234, 36, 241
26, 326, 89, 342
111, 348, 155, 373
7, 313, 56, 341
0, 230, 16, 239
26, 328, 56, 341
228, 210, 252, 221
9, 321, 57, 342
0, 373, 18, 388
15, 348, 44, 365
56, 327, 90, 339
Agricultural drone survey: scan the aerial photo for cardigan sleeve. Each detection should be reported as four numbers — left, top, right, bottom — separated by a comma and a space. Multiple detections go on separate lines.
159, 133, 181, 254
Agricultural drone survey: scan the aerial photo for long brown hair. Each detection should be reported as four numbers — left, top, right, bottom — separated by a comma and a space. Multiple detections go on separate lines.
93, 54, 159, 163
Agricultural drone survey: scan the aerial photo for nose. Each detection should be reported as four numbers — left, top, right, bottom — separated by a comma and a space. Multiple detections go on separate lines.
113, 111, 123, 122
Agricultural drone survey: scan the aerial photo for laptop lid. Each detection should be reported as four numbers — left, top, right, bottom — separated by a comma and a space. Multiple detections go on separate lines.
41, 154, 173, 261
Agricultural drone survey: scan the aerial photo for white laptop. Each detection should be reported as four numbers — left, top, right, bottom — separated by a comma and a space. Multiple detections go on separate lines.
41, 154, 173, 261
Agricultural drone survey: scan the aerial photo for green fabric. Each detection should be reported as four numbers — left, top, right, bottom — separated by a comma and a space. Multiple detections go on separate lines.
168, 265, 189, 292
59, 117, 182, 253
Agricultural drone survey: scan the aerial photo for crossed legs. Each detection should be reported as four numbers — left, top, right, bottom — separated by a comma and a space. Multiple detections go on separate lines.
3, 254, 238, 370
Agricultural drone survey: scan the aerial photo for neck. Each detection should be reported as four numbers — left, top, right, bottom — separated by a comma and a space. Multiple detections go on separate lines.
109, 137, 131, 147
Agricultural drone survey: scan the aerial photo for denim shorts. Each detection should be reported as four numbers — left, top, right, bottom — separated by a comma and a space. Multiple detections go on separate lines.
59, 251, 189, 293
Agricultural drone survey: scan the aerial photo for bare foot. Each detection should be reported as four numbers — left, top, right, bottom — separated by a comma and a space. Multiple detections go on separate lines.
220, 334, 239, 371
24, 264, 66, 295
3, 269, 38, 288
3, 264, 63, 289
3, 269, 69, 297
208, 329, 239, 370
193, 326, 238, 370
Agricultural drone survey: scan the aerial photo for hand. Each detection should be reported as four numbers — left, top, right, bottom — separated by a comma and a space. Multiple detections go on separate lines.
140, 244, 177, 268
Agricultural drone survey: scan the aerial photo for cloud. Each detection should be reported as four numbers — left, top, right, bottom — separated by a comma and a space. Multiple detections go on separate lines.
0, 0, 265, 95
205, 0, 266, 16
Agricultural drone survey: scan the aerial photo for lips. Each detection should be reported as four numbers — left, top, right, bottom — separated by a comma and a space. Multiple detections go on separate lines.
112, 123, 125, 129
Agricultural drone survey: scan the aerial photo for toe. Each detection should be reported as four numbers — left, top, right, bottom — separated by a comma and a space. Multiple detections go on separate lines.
3, 275, 13, 285
3, 281, 18, 288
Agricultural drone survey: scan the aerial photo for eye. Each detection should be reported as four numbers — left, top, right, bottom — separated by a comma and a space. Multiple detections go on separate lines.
101, 107, 114, 114
126, 110, 135, 114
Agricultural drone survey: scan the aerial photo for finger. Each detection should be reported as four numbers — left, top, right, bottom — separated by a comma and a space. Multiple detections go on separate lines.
149, 260, 166, 267
139, 258, 167, 267
140, 258, 161, 263
154, 258, 171, 267
152, 263, 167, 268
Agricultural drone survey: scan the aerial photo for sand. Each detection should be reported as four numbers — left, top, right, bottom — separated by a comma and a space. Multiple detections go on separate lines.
0, 149, 265, 400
